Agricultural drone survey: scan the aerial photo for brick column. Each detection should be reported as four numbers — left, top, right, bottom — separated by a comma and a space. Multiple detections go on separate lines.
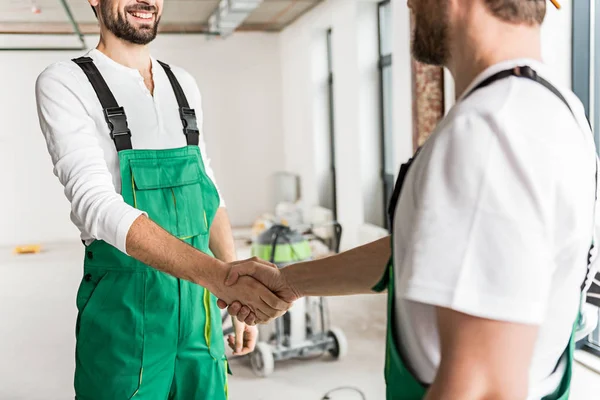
412, 61, 445, 152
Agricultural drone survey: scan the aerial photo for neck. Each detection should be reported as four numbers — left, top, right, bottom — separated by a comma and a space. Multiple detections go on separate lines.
96, 30, 152, 74
446, 5, 542, 99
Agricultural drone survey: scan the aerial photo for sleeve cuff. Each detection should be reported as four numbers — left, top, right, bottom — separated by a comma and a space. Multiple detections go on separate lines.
114, 208, 146, 255
402, 281, 546, 326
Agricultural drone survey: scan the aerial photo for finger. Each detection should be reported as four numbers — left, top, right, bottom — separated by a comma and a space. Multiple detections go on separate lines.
227, 302, 243, 317
244, 313, 256, 325
235, 327, 244, 354
259, 290, 291, 313
250, 256, 278, 269
237, 306, 251, 323
244, 328, 258, 354
225, 258, 279, 286
225, 262, 258, 286
217, 299, 228, 309
255, 309, 272, 324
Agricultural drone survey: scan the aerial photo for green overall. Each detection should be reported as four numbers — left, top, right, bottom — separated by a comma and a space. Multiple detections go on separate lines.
71, 57, 228, 400
373, 66, 593, 400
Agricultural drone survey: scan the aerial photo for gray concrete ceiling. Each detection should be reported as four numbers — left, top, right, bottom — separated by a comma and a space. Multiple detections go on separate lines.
0, 0, 323, 33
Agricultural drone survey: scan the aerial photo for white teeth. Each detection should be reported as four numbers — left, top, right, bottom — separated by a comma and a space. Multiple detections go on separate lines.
131, 12, 152, 19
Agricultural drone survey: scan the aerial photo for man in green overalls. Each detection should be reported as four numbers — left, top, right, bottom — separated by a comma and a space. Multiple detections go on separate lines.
35, 0, 289, 399
221, 1, 600, 399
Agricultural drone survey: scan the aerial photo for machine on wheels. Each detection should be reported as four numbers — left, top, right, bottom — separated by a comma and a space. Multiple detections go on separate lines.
235, 221, 348, 377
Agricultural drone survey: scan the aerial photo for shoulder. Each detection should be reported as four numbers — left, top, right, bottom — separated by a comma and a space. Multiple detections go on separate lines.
434, 73, 588, 153
35, 58, 91, 101
37, 59, 86, 87
157, 61, 200, 92
155, 60, 203, 107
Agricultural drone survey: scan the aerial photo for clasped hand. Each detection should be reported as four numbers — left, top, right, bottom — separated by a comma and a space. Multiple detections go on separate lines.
214, 257, 300, 325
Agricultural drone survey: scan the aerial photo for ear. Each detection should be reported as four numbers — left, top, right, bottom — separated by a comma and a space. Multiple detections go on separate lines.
88, 0, 99, 8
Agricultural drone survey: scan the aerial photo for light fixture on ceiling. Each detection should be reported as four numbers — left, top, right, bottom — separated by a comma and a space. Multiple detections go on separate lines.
208, 0, 263, 37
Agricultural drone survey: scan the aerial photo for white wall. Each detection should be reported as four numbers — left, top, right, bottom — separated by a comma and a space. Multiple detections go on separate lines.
280, 0, 386, 249
311, 31, 335, 212
358, 2, 385, 228
541, 3, 573, 89
0, 33, 283, 246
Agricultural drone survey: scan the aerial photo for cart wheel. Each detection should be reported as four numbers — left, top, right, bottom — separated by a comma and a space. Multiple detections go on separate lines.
250, 342, 275, 377
327, 327, 348, 360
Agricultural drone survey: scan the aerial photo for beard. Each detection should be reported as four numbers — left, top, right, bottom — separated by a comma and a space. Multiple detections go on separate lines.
100, 2, 160, 45
410, 1, 450, 66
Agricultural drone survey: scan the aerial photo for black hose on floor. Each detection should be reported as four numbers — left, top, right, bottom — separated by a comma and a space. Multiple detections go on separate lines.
320, 386, 366, 399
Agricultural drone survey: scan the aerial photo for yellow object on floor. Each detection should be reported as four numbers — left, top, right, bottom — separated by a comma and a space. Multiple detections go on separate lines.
14, 245, 42, 254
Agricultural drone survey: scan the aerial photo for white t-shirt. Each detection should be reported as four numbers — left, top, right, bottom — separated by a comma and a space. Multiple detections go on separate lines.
393, 58, 598, 399
35, 49, 223, 255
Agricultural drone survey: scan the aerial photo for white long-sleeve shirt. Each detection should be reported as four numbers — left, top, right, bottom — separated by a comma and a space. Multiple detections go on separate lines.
35, 48, 223, 255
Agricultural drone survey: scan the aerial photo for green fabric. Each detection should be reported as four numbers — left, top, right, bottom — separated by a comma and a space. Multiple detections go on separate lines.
541, 312, 579, 400
373, 236, 577, 400
374, 254, 427, 400
74, 145, 228, 400
252, 241, 312, 263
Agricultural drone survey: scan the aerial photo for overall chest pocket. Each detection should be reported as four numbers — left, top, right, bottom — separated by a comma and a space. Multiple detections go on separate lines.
130, 156, 209, 239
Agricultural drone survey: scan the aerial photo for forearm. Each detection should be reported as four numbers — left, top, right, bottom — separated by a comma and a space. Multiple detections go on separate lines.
283, 236, 391, 297
208, 208, 242, 326
209, 208, 237, 263
126, 214, 227, 292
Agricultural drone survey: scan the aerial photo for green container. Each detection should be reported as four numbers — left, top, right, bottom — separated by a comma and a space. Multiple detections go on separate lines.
252, 225, 312, 267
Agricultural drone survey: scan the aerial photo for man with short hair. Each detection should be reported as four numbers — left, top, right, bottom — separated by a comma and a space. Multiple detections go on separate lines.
221, 1, 599, 399
35, 0, 289, 398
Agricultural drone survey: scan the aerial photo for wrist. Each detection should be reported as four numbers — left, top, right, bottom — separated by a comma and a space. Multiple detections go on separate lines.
194, 257, 229, 293
281, 262, 306, 299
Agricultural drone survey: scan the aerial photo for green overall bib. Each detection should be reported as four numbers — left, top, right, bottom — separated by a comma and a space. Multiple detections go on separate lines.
71, 57, 228, 400
373, 66, 595, 400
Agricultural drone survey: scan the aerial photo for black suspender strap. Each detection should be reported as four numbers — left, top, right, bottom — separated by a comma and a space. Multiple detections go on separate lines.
387, 148, 421, 229
157, 61, 200, 146
466, 66, 579, 120
72, 57, 133, 152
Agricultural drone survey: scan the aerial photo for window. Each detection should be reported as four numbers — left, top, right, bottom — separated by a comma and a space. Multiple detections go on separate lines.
378, 0, 393, 230
314, 28, 338, 220
572, 0, 600, 357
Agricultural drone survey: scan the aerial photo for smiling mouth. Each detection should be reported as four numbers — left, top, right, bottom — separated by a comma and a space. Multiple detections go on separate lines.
128, 11, 154, 21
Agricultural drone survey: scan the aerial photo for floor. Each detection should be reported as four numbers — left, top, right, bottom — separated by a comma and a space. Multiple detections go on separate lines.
0, 242, 599, 400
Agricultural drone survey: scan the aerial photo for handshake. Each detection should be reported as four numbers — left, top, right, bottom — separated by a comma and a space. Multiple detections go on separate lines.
211, 257, 301, 325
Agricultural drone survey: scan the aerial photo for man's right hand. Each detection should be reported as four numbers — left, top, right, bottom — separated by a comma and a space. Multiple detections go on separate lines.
206, 258, 292, 324
216, 258, 302, 324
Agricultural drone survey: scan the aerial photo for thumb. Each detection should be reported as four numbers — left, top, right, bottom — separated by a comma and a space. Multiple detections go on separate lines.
217, 299, 227, 309
225, 261, 258, 286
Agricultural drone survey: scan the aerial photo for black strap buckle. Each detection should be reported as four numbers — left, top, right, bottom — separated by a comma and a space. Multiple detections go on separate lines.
104, 107, 131, 139
180, 107, 199, 136
514, 66, 537, 80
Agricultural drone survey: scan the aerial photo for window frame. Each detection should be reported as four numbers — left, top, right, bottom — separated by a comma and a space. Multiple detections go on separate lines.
326, 28, 338, 221
378, 0, 394, 230
572, 0, 600, 357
